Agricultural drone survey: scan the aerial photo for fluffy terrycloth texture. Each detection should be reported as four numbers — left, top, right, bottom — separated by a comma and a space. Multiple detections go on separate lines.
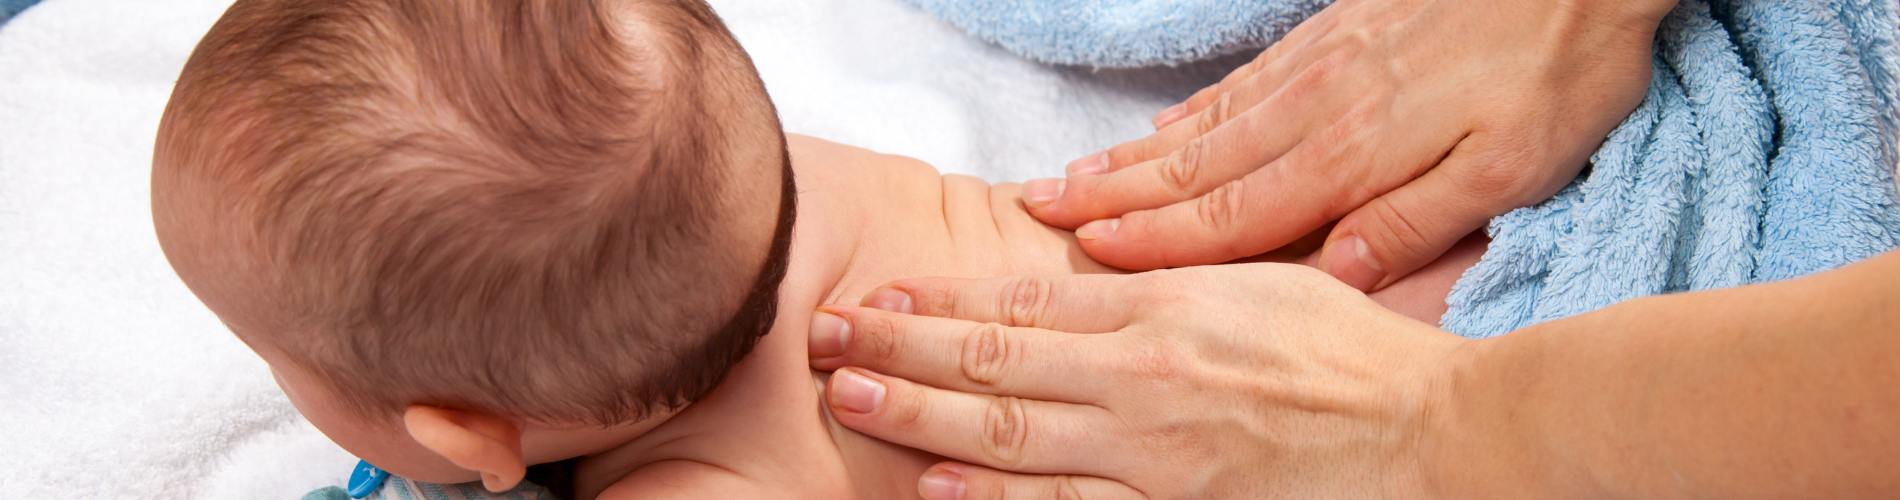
1443, 0, 1900, 337
898, 0, 1327, 67
912, 0, 1900, 338
0, 0, 1228, 498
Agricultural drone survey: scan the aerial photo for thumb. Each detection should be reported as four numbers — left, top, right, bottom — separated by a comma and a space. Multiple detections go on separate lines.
1320, 154, 1522, 292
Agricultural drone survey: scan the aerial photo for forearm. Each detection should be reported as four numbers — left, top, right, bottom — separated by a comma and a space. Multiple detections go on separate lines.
1432, 250, 1900, 499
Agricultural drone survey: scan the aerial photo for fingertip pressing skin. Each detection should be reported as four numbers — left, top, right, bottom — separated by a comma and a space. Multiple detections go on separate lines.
808, 310, 851, 359
827, 368, 888, 414
918, 465, 966, 500
861, 287, 914, 314
1021, 178, 1066, 211
1320, 233, 1386, 292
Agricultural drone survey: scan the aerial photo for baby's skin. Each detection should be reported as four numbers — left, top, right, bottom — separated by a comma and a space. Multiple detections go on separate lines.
568, 134, 1486, 499
261, 133, 1485, 500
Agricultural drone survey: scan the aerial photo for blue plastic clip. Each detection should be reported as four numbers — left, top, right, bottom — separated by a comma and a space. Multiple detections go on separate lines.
347, 460, 390, 499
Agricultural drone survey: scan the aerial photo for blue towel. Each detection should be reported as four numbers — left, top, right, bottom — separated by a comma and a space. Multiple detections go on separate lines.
907, 0, 1900, 338
0, 0, 40, 26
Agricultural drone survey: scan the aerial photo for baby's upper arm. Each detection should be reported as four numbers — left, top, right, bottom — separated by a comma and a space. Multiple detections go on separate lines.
594, 459, 773, 500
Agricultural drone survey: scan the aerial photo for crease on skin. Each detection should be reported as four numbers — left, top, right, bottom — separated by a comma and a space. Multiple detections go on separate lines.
579, 430, 702, 486
982, 183, 1029, 275
936, 174, 958, 247
813, 374, 852, 447
819, 178, 875, 308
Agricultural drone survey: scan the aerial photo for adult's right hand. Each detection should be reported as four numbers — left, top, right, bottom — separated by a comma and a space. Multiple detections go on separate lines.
1021, 0, 1676, 291
808, 265, 1484, 499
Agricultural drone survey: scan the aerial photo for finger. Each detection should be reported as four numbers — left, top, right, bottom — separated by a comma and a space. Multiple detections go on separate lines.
825, 368, 1123, 477
1319, 141, 1551, 292
1076, 108, 1465, 270
919, 463, 1145, 500
1153, 5, 1346, 130
870, 274, 1154, 332
1036, 55, 1353, 229
1150, 46, 1274, 131
1085, 35, 1347, 180
808, 305, 1122, 402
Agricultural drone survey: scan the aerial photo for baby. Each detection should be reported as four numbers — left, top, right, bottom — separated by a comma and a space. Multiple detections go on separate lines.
151, 0, 1483, 498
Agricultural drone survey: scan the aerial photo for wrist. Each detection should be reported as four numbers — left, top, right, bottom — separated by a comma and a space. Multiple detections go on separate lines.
1559, 0, 1678, 36
1416, 327, 1600, 500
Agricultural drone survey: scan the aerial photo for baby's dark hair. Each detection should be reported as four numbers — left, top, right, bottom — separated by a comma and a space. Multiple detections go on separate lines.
153, 0, 794, 424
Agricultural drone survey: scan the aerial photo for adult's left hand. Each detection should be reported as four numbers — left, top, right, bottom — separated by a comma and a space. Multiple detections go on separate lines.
806, 266, 1489, 500
1020, 0, 1675, 291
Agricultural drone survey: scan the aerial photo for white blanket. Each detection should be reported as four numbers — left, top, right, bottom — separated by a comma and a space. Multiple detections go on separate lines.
0, 0, 1237, 497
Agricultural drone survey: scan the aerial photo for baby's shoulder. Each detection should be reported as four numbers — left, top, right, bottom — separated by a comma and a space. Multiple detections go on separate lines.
594, 459, 764, 500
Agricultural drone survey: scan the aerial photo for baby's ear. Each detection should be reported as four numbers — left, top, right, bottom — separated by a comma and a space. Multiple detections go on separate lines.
403, 405, 526, 492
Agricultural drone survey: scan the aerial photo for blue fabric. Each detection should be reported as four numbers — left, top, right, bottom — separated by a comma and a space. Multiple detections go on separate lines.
309, 476, 556, 500
0, 0, 41, 26
909, 0, 1900, 338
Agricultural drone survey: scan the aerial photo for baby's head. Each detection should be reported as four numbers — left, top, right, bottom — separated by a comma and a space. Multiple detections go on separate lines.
152, 0, 791, 487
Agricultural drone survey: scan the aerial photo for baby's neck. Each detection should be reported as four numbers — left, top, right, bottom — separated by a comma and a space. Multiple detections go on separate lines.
570, 135, 1115, 499
794, 137, 1124, 306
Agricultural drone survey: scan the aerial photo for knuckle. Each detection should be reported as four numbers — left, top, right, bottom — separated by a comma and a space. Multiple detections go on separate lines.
961, 322, 1012, 388
1160, 138, 1208, 195
1195, 180, 1248, 247
1053, 476, 1087, 500
1284, 52, 1346, 99
1347, 26, 1378, 50
1194, 94, 1230, 136
1249, 46, 1277, 72
1000, 276, 1054, 327
982, 396, 1031, 468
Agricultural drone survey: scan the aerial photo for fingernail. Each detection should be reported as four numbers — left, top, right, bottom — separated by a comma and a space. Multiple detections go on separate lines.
1075, 218, 1121, 240
1325, 234, 1387, 291
863, 288, 914, 314
808, 312, 850, 358
1022, 178, 1066, 209
1066, 151, 1108, 176
918, 468, 966, 500
1153, 102, 1188, 128
830, 369, 886, 414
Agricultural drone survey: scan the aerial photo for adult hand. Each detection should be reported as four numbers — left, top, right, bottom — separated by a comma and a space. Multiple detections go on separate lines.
806, 266, 1491, 499
1021, 0, 1676, 290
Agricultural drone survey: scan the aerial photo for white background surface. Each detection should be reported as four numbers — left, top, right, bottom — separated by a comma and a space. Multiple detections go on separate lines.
0, 0, 1243, 497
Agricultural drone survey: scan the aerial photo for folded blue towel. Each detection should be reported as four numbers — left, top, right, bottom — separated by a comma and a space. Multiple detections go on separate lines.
907, 0, 1900, 338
